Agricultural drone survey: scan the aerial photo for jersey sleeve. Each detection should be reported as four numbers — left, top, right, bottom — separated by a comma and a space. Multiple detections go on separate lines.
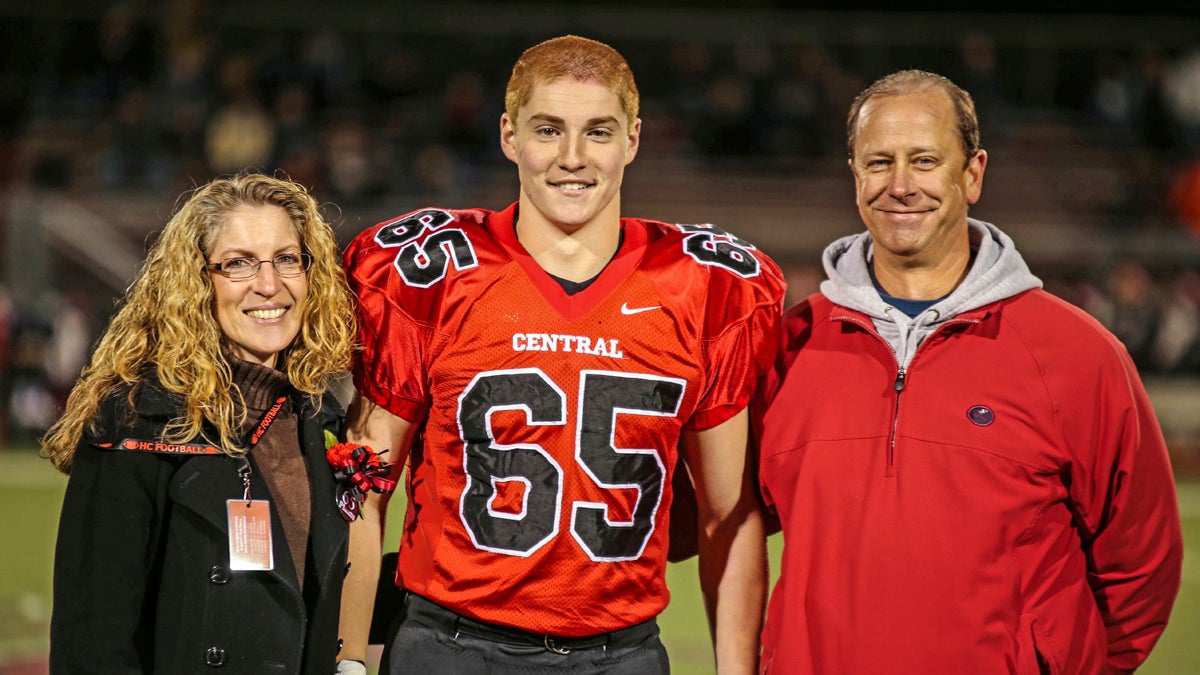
343, 213, 435, 423
690, 247, 786, 431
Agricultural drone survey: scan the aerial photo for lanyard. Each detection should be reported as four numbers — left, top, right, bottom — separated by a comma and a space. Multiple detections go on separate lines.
105, 394, 290, 502
235, 395, 289, 502
105, 395, 289, 457
249, 395, 288, 447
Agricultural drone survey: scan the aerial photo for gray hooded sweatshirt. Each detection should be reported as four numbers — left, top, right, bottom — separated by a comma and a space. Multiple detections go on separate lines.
820, 218, 1044, 370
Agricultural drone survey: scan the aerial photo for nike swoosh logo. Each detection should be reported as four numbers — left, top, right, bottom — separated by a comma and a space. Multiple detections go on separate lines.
620, 303, 661, 315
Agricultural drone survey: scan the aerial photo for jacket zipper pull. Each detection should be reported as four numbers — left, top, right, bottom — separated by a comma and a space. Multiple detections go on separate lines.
894, 368, 906, 392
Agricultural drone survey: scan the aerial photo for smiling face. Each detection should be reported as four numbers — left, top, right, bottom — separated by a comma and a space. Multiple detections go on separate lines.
500, 77, 640, 235
850, 87, 986, 276
208, 204, 308, 368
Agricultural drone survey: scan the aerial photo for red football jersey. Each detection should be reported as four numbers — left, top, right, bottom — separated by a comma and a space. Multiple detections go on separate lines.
345, 203, 783, 636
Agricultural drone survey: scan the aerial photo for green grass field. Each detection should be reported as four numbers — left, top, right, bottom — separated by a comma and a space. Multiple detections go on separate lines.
4, 449, 1197, 673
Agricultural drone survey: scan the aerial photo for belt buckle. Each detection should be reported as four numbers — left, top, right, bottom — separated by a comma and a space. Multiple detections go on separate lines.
544, 635, 571, 655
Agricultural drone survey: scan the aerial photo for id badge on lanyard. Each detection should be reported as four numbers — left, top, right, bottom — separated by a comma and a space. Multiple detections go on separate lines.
225, 395, 287, 571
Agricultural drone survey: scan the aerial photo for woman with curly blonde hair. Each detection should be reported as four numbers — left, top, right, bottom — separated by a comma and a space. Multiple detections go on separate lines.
45, 172, 359, 674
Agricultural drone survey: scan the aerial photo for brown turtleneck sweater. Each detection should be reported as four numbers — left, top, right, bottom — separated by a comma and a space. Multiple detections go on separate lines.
230, 356, 311, 588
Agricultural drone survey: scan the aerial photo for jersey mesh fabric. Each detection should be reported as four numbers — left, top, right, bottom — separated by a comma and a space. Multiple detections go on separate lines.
344, 203, 783, 635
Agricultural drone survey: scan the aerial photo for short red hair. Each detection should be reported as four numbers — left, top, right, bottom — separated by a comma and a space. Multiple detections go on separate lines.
504, 35, 640, 127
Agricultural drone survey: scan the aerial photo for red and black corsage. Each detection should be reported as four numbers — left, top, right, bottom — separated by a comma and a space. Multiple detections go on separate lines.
326, 442, 397, 522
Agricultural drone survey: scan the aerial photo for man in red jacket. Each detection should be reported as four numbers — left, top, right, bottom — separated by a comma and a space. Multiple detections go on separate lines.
757, 69, 1183, 674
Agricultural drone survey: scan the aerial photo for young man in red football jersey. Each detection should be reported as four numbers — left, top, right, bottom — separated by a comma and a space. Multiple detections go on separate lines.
333, 35, 784, 675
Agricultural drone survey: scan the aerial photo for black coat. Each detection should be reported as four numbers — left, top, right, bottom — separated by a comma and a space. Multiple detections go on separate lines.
50, 380, 349, 674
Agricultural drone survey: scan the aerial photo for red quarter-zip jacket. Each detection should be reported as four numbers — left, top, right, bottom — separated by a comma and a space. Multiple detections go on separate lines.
757, 289, 1182, 674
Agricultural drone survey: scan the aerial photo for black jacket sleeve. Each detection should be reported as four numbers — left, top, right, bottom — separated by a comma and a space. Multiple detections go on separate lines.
49, 393, 179, 674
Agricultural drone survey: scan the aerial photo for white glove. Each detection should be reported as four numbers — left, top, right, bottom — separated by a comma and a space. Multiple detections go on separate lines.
335, 659, 368, 675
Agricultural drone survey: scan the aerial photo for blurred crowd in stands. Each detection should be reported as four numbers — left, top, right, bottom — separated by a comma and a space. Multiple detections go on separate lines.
1, 0, 1200, 447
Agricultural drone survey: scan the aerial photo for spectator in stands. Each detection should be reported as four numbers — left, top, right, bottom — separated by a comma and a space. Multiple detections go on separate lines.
1169, 155, 1200, 238
159, 35, 216, 182
321, 115, 387, 207
62, 1, 155, 117
97, 86, 174, 189
954, 31, 1010, 142
767, 42, 836, 162
204, 53, 276, 174
271, 81, 323, 191
1164, 49, 1200, 153
1153, 268, 1200, 374
1104, 259, 1163, 370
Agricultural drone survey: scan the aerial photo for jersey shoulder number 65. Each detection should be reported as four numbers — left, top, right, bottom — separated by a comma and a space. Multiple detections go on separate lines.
375, 209, 479, 288
675, 223, 760, 278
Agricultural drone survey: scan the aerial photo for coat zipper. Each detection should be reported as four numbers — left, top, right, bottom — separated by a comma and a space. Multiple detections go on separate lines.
833, 313, 980, 474
889, 367, 906, 470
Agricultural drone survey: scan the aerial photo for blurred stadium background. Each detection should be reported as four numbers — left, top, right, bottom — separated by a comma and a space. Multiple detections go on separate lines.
1, 1, 1199, 672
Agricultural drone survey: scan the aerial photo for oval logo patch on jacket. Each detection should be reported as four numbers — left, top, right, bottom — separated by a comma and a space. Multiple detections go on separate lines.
966, 405, 995, 426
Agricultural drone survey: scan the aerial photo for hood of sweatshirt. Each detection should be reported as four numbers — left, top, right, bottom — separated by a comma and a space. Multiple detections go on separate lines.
819, 217, 1043, 368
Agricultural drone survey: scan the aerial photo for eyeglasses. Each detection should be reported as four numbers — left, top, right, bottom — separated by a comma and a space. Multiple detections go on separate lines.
204, 253, 313, 280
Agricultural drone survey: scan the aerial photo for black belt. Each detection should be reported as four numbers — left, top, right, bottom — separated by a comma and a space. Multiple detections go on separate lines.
402, 592, 658, 654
